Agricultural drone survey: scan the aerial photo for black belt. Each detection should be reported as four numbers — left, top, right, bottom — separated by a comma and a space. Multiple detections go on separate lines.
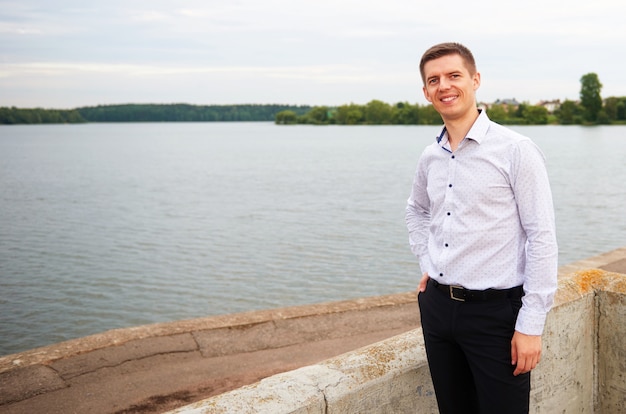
430, 279, 524, 302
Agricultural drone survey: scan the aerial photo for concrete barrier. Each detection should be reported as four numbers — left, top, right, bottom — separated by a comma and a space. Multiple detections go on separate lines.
0, 292, 420, 413
165, 329, 438, 413
168, 253, 626, 413
1, 247, 624, 413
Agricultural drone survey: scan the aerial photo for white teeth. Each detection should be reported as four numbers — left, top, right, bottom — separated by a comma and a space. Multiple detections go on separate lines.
441, 96, 457, 102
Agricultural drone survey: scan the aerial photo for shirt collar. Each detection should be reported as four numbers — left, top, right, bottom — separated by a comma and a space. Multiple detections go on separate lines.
435, 109, 490, 147
466, 109, 490, 144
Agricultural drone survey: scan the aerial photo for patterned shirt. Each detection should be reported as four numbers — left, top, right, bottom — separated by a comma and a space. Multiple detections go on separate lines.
406, 110, 558, 335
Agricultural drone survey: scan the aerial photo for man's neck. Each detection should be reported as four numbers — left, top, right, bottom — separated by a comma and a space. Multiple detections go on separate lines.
443, 109, 480, 152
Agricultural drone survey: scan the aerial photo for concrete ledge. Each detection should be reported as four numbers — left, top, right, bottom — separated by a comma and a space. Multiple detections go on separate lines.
166, 330, 437, 414
0, 292, 418, 412
0, 365, 67, 406
0, 292, 417, 376
1, 247, 624, 413
167, 248, 626, 414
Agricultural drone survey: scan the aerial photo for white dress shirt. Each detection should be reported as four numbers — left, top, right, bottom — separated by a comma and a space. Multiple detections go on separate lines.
406, 110, 558, 335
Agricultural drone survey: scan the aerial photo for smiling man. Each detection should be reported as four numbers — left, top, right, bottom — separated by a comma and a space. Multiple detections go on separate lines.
405, 42, 558, 414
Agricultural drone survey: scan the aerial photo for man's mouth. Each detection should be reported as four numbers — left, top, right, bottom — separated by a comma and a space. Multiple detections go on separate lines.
441, 95, 458, 103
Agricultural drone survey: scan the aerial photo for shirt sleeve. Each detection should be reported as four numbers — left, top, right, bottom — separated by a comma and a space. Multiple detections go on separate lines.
405, 153, 434, 276
511, 140, 559, 335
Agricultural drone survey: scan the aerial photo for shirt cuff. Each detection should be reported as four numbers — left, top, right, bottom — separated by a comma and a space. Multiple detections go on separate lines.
515, 307, 547, 336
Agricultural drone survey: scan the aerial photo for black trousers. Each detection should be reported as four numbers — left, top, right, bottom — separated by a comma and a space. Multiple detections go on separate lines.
418, 279, 530, 414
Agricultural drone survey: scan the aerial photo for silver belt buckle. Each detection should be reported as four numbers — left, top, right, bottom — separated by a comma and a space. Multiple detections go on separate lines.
449, 285, 465, 301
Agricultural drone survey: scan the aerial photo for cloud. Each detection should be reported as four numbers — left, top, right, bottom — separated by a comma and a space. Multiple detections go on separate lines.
0, 61, 415, 84
1, 0, 625, 107
129, 10, 170, 22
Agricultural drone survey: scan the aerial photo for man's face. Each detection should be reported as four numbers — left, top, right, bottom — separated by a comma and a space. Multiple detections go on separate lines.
422, 53, 480, 122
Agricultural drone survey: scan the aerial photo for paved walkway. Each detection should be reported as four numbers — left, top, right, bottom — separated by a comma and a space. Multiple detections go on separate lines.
1, 246, 625, 414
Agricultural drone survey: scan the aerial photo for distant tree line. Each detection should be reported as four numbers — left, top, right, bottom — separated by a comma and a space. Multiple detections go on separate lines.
76, 104, 312, 123
0, 104, 312, 125
276, 73, 626, 126
490, 73, 625, 125
0, 107, 86, 124
275, 100, 442, 125
2, 73, 625, 126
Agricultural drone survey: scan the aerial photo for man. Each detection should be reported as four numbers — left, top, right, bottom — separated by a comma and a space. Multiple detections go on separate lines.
405, 42, 558, 414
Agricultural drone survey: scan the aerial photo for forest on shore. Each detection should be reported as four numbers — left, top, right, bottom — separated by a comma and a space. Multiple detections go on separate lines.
2, 73, 625, 126
0, 104, 312, 125
277, 73, 625, 126
3, 97, 625, 126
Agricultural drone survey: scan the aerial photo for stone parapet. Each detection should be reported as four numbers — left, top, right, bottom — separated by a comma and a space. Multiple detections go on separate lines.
1, 246, 624, 413
168, 247, 626, 413
0, 293, 419, 413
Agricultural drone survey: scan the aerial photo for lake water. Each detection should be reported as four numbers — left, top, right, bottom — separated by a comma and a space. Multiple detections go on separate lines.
1, 123, 625, 356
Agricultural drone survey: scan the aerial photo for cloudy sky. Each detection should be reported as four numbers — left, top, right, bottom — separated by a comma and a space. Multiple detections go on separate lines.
1, 0, 625, 109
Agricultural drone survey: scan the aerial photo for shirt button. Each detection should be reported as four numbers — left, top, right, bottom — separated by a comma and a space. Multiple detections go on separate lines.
448, 184, 452, 188
439, 273, 444, 277
445, 243, 449, 247
447, 212, 451, 216
451, 155, 455, 159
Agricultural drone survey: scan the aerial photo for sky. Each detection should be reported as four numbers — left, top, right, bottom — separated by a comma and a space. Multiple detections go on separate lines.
1, 0, 625, 109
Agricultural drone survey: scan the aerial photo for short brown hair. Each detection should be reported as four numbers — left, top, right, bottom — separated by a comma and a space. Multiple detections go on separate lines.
419, 42, 477, 84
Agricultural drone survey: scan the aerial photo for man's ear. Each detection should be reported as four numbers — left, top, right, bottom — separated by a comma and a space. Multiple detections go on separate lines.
422, 86, 432, 103
473, 72, 481, 91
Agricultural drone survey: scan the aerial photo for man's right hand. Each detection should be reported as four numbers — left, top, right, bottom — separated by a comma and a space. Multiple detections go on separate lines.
418, 273, 430, 293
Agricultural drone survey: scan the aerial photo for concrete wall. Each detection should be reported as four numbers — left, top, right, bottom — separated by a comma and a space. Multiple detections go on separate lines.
1, 247, 623, 413
597, 285, 626, 412
165, 330, 437, 414
168, 268, 626, 414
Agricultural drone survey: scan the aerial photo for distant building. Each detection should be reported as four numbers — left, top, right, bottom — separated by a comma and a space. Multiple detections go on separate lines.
479, 98, 562, 113
493, 98, 521, 107
537, 99, 561, 113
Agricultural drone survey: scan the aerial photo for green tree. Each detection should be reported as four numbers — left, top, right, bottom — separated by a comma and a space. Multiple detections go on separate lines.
486, 104, 509, 124
554, 100, 584, 124
300, 106, 329, 124
579, 73, 603, 123
0, 107, 17, 124
345, 109, 363, 124
418, 105, 442, 124
275, 110, 298, 124
364, 100, 392, 124
596, 110, 611, 124
603, 97, 616, 121
522, 105, 549, 124
392, 102, 420, 124
334, 103, 364, 125
617, 98, 626, 122
602, 97, 626, 122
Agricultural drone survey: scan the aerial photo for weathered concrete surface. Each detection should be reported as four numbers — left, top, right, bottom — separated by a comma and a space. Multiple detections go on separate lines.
1, 246, 625, 414
597, 288, 626, 412
0, 292, 418, 413
165, 330, 437, 414
557, 246, 626, 277
168, 247, 626, 414
321, 331, 437, 414
530, 285, 595, 412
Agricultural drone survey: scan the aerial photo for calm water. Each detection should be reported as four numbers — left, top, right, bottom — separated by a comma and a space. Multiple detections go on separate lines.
1, 123, 625, 356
